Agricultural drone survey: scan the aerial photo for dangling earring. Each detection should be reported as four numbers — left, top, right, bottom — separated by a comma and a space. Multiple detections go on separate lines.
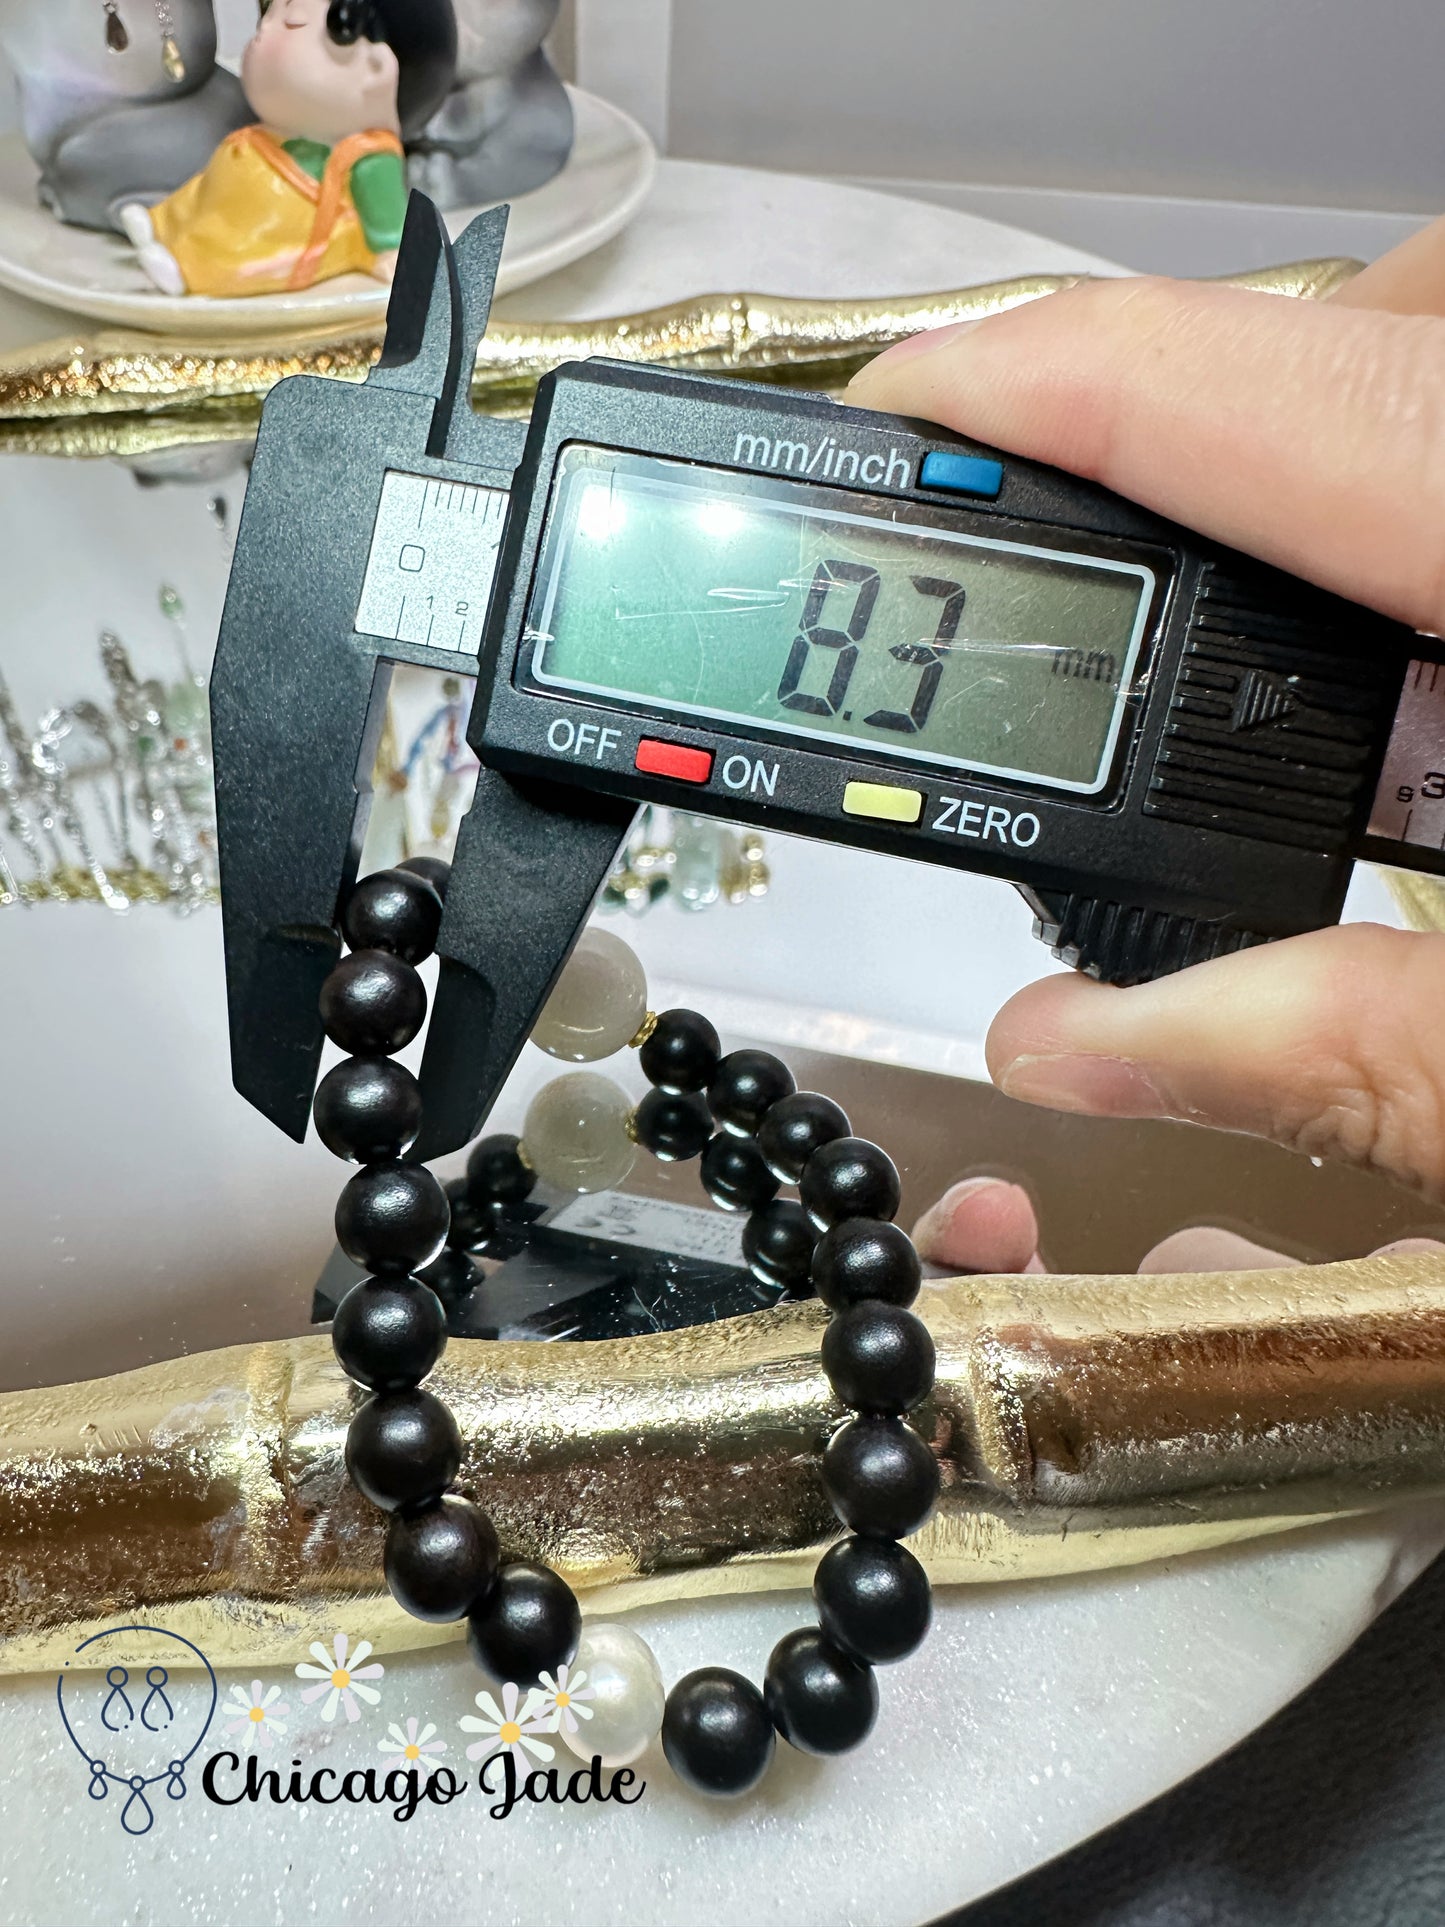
155, 0, 185, 82
103, 2, 129, 53
139, 1664, 175, 1731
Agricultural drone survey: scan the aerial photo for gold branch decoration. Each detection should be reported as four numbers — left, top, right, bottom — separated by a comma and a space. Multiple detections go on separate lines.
0, 259, 1362, 460
1, 1251, 1442, 1674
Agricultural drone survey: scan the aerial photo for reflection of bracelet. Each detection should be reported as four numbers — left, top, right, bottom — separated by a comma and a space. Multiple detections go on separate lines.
315, 858, 937, 1797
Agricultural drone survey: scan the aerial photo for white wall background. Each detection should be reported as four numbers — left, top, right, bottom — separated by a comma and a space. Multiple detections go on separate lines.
573, 0, 1441, 271
664, 1, 1442, 210
0, 2, 1437, 271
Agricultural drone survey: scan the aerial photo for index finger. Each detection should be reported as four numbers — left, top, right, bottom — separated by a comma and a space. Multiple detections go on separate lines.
846, 277, 1445, 635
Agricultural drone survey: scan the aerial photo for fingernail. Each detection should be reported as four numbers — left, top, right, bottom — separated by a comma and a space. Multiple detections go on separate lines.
911, 1175, 1010, 1243
1373, 1237, 1445, 1259
912, 1175, 1037, 1276
848, 318, 981, 383
995, 1053, 1170, 1118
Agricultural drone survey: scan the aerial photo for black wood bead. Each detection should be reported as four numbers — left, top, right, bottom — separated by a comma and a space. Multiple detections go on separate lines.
811, 1218, 921, 1310
332, 1278, 447, 1390
384, 1495, 498, 1623
397, 854, 451, 902
799, 1136, 901, 1229
742, 1199, 816, 1290
813, 1536, 932, 1664
313, 1056, 423, 1162
443, 1178, 486, 1249
661, 1667, 775, 1797
342, 867, 443, 964
465, 1132, 537, 1207
466, 1562, 581, 1687
757, 1091, 850, 1183
638, 1008, 721, 1093
345, 1388, 462, 1512
335, 1161, 450, 1276
706, 1049, 796, 1137
419, 1244, 480, 1302
700, 1134, 780, 1213
632, 1088, 712, 1162
822, 1415, 940, 1539
764, 1626, 877, 1756
320, 950, 426, 1056
821, 1301, 935, 1414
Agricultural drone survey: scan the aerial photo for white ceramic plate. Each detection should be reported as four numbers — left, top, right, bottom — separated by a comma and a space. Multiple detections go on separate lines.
0, 86, 655, 337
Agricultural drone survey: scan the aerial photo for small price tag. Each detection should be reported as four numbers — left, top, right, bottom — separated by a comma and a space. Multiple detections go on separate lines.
549, 1192, 747, 1266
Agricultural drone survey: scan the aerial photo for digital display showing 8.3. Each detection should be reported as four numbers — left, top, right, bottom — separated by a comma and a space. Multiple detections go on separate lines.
525, 446, 1157, 794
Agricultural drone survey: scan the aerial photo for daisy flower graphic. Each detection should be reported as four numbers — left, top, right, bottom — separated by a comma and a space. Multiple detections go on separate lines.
535, 1663, 595, 1737
378, 1717, 447, 1766
459, 1681, 554, 1764
294, 1633, 384, 1723
222, 1680, 289, 1752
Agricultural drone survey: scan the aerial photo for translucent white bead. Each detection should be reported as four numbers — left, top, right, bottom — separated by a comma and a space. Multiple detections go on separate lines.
559, 1622, 665, 1768
533, 929, 648, 1063
521, 1072, 636, 1195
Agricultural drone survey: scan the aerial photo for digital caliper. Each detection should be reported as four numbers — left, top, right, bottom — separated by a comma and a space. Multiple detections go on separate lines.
212, 199, 1445, 1159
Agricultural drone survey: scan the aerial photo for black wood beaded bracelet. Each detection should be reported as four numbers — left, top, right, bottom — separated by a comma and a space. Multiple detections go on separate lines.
317, 860, 938, 1798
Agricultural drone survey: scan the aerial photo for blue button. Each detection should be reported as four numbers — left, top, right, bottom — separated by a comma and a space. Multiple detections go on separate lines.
919, 451, 1004, 499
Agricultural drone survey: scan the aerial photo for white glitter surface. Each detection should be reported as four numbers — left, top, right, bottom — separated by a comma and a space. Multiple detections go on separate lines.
3, 1506, 1443, 1926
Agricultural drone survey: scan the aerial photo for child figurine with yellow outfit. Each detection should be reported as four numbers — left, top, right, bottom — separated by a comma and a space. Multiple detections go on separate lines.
120, 0, 455, 297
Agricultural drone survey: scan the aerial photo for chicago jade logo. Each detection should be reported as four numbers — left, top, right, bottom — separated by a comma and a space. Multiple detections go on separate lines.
60, 1628, 645, 1829
202, 1740, 644, 1822
199, 1646, 647, 1820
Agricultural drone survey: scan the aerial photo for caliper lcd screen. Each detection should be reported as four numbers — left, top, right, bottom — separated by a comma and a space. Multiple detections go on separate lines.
525, 445, 1156, 794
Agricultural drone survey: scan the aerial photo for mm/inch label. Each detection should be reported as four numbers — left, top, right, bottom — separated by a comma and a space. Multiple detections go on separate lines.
1367, 657, 1445, 849
355, 470, 508, 656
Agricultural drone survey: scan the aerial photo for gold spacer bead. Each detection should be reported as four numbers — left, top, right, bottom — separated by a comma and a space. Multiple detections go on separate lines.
631, 844, 676, 875
629, 1009, 659, 1050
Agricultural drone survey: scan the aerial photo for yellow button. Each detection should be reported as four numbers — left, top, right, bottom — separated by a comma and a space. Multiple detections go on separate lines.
842, 780, 924, 825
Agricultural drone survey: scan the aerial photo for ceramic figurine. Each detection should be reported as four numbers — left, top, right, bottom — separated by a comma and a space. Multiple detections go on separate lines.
408, 0, 573, 209
0, 0, 251, 232
120, 0, 456, 297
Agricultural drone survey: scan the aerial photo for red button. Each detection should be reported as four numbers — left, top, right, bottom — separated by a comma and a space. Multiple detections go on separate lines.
635, 738, 713, 784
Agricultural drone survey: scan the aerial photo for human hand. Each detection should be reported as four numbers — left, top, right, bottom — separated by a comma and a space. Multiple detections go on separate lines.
908, 1173, 1445, 1279
848, 217, 1445, 1201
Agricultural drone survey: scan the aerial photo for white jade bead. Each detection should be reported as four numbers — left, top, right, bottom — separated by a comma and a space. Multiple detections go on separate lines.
560, 1622, 665, 1769
533, 929, 648, 1063
521, 1072, 637, 1195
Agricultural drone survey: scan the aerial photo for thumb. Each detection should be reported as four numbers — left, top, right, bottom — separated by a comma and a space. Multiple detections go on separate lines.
984, 923, 1445, 1200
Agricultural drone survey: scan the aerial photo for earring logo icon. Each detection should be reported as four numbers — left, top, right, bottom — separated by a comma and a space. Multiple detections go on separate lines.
57, 1627, 217, 1835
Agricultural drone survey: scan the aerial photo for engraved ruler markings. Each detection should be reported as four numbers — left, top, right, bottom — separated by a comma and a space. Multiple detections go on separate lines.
355, 470, 509, 655
1367, 658, 1445, 849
